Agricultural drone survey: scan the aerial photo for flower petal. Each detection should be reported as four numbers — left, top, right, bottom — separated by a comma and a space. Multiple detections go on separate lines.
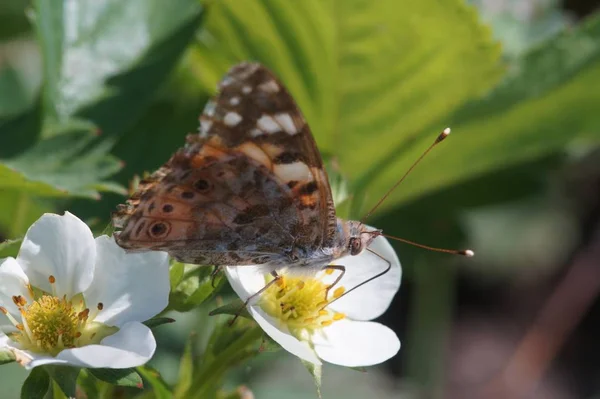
312, 319, 400, 367
0, 257, 31, 317
21, 321, 156, 369
84, 236, 169, 327
225, 266, 268, 301
249, 306, 321, 365
328, 234, 401, 320
17, 212, 96, 297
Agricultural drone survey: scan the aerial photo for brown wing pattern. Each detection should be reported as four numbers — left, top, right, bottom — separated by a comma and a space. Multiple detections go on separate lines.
113, 62, 337, 265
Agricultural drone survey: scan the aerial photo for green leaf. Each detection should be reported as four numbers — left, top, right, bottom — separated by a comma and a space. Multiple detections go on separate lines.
136, 366, 172, 399
208, 299, 250, 320
174, 334, 195, 399
21, 367, 50, 399
32, 0, 204, 137
169, 265, 224, 312
88, 367, 143, 388
189, 322, 264, 398
76, 369, 100, 399
1, 121, 124, 198
0, 164, 68, 197
0, 0, 205, 199
194, 0, 502, 215
45, 366, 79, 398
170, 262, 185, 291
301, 359, 323, 399
0, 41, 40, 119
257, 335, 281, 353
0, 349, 15, 365
358, 12, 600, 213
143, 317, 176, 329
0, 0, 32, 40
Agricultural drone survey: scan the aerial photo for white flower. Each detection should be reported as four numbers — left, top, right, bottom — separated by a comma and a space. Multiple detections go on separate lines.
225, 233, 401, 367
0, 212, 169, 369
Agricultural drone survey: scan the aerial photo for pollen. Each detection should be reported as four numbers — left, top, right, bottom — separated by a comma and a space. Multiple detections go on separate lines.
2, 276, 119, 357
18, 295, 80, 355
259, 272, 346, 336
333, 287, 345, 298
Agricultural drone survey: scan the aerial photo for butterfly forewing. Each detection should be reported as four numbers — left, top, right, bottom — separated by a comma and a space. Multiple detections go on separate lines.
113, 62, 337, 266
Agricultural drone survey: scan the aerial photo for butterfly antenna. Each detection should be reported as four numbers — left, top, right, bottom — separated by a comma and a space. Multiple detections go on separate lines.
381, 232, 474, 257
361, 127, 451, 223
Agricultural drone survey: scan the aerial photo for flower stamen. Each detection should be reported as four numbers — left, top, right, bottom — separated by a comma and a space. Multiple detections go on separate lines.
259, 273, 347, 337
48, 275, 57, 297
3, 277, 118, 357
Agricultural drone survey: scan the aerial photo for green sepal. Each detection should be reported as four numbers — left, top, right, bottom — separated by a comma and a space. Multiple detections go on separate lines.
88, 367, 143, 388
45, 366, 80, 398
21, 367, 50, 399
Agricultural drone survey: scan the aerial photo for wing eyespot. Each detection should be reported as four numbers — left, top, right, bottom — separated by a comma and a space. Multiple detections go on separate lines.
162, 204, 174, 213
149, 222, 170, 238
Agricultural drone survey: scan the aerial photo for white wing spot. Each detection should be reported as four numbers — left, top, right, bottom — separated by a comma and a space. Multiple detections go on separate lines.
258, 80, 280, 93
229, 96, 240, 106
249, 128, 264, 138
257, 115, 281, 134
274, 113, 298, 135
273, 162, 311, 182
204, 100, 216, 117
220, 76, 234, 87
242, 85, 252, 94
224, 112, 243, 126
199, 119, 213, 137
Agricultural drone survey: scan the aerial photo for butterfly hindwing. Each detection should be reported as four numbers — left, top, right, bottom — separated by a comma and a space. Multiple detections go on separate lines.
113, 63, 337, 266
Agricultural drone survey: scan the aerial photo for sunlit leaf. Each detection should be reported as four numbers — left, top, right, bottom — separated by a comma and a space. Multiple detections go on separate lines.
194, 0, 502, 216
362, 12, 600, 213
137, 366, 172, 399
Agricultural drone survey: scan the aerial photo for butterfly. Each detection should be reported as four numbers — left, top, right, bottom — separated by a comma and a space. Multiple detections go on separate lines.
112, 62, 391, 285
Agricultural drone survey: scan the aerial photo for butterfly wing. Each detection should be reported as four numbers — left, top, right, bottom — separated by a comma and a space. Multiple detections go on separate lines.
113, 62, 337, 266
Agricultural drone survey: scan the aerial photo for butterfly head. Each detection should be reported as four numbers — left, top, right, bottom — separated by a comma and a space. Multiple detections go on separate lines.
343, 220, 381, 257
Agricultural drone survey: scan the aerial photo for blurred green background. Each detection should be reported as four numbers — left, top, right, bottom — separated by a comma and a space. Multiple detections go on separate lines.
1, 0, 600, 398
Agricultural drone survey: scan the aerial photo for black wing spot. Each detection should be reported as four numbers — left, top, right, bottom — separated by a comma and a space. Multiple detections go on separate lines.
233, 204, 270, 225
274, 152, 300, 164
194, 179, 211, 191
135, 221, 146, 237
162, 204, 174, 213
299, 181, 318, 195
181, 191, 194, 199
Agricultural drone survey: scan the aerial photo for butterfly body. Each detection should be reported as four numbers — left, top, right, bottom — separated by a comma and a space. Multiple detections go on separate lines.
113, 63, 378, 275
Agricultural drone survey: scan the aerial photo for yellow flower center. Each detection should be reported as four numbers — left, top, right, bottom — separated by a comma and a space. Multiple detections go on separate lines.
259, 270, 346, 337
0, 276, 117, 357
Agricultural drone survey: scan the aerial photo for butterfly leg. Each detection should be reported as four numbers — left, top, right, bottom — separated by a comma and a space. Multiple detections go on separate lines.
210, 266, 223, 288
323, 265, 346, 302
229, 271, 281, 326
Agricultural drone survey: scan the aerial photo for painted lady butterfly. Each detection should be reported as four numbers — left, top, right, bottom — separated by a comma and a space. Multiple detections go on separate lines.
112, 62, 384, 282
112, 63, 471, 287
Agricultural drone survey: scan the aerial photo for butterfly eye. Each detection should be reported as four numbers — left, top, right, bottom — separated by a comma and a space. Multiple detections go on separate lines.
349, 237, 362, 256
148, 222, 170, 238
